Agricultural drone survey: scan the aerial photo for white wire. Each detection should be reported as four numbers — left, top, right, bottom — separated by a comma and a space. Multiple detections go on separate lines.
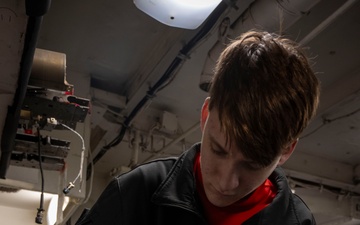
82, 147, 94, 204
60, 123, 85, 188
60, 123, 94, 204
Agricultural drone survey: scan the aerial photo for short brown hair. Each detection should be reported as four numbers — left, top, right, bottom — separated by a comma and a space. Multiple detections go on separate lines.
208, 30, 320, 167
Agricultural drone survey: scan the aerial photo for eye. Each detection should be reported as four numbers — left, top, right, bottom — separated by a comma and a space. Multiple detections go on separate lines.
243, 162, 264, 171
210, 146, 227, 156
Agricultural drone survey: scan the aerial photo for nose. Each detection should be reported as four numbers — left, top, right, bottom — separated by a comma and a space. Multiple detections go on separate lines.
217, 164, 240, 193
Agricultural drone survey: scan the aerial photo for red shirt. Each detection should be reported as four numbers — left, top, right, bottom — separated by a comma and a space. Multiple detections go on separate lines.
194, 152, 277, 225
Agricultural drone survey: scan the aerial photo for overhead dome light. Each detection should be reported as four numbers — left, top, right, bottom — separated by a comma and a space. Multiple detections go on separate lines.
134, 0, 222, 29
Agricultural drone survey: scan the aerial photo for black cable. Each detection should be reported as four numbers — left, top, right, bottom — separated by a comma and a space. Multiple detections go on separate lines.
87, 1, 231, 179
0, 14, 42, 179
300, 107, 360, 139
35, 127, 45, 224
0, 0, 51, 178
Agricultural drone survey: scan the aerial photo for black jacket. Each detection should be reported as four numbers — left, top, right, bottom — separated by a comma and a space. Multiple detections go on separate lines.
76, 144, 316, 225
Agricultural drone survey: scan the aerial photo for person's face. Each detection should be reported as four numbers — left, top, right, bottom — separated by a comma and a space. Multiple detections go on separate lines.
199, 98, 295, 207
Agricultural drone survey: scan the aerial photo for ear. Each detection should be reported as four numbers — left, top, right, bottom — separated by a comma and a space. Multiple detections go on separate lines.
277, 139, 298, 166
200, 97, 210, 132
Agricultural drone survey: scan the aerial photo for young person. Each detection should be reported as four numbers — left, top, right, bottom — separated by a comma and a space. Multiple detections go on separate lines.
76, 30, 320, 225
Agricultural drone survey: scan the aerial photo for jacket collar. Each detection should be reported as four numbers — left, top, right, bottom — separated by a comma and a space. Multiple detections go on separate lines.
152, 144, 294, 225
151, 143, 203, 215
244, 167, 292, 225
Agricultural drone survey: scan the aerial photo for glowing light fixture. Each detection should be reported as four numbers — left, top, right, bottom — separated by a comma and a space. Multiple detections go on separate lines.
134, 0, 222, 29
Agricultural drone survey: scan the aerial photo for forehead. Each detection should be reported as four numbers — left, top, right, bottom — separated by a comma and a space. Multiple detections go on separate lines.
207, 109, 235, 150
207, 109, 220, 129
207, 109, 222, 137
206, 108, 259, 162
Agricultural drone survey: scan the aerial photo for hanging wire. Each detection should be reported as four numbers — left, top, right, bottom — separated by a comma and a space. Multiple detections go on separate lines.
60, 123, 86, 194
35, 126, 45, 224
57, 121, 94, 204
81, 146, 94, 204
300, 107, 360, 139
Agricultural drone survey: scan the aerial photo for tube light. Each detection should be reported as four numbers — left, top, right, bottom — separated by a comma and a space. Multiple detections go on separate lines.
134, 0, 222, 29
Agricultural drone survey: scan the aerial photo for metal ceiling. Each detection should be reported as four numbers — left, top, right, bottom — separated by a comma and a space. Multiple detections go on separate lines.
1, 0, 360, 224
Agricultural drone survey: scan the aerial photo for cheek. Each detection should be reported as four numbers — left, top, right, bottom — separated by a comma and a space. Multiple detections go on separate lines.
200, 153, 218, 180
246, 168, 275, 187
245, 173, 264, 186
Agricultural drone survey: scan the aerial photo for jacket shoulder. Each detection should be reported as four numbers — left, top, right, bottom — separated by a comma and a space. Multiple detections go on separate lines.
292, 194, 316, 224
117, 157, 177, 188
75, 157, 178, 225
254, 168, 316, 225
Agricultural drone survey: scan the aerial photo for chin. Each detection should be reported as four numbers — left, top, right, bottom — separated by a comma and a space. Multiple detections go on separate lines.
207, 194, 239, 207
